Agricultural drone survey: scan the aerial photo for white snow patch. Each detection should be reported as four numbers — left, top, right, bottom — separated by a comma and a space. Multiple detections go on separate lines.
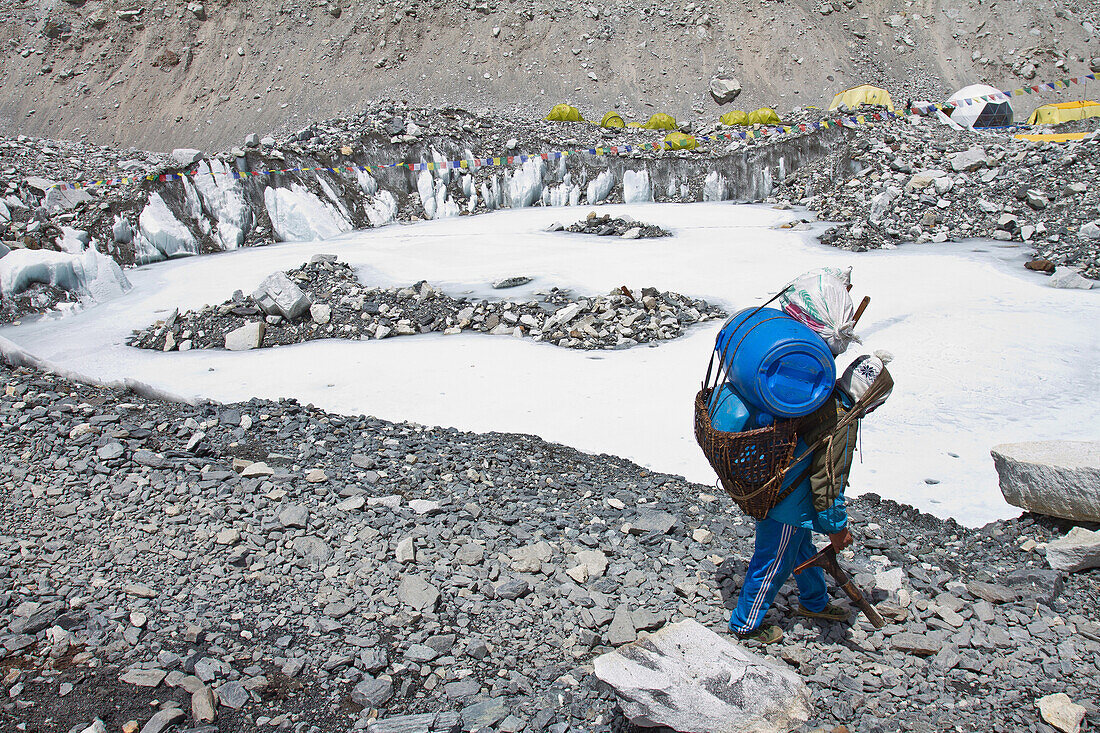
263, 184, 352, 242
623, 170, 653, 204
135, 193, 198, 264
192, 160, 251, 250
58, 227, 90, 255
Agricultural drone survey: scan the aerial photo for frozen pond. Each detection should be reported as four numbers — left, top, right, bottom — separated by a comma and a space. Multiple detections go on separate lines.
3, 202, 1098, 526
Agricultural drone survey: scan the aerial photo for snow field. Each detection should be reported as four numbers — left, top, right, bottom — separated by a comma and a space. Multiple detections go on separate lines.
2, 202, 1097, 526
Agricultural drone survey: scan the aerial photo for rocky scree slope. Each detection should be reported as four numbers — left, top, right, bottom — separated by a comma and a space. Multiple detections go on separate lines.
0, 0, 1097, 151
1, 363, 1098, 733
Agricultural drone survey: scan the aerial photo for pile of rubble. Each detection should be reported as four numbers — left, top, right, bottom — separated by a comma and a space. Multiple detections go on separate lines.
0, 282, 77, 325
776, 115, 1100, 279
126, 256, 725, 352
0, 135, 166, 260
2, 362, 1098, 733
558, 212, 671, 239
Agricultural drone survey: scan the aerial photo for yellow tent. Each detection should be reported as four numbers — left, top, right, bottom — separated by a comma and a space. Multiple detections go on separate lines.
1027, 101, 1100, 125
642, 113, 678, 130
720, 110, 749, 126
663, 132, 697, 150
747, 107, 781, 125
829, 85, 895, 112
545, 104, 583, 122
599, 111, 625, 128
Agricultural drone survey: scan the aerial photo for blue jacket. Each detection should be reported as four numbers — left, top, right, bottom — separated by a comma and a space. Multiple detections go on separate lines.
767, 397, 855, 535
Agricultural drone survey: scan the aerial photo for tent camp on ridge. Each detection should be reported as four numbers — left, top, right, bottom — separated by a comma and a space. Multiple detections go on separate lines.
545, 104, 583, 122
829, 84, 894, 111
747, 107, 781, 125
720, 110, 749, 126
1027, 101, 1100, 125
945, 84, 1013, 128
642, 113, 678, 130
599, 111, 625, 128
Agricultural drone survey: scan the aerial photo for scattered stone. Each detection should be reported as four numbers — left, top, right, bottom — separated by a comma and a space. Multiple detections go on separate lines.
224, 321, 265, 351
710, 75, 743, 104
1037, 693, 1087, 733
492, 276, 532, 289
191, 685, 217, 723
351, 677, 394, 708
397, 575, 440, 611
1045, 527, 1100, 572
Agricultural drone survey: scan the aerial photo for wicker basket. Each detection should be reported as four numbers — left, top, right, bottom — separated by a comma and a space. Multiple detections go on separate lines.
694, 387, 802, 520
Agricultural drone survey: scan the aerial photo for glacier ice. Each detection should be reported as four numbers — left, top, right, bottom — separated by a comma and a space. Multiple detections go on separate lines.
0, 247, 130, 303
59, 227, 91, 255
315, 173, 352, 220
623, 170, 653, 204
366, 191, 398, 228
192, 160, 251, 250
507, 158, 545, 208
481, 177, 504, 211
417, 171, 459, 220
355, 167, 378, 196
703, 172, 727, 202
135, 193, 199, 264
544, 174, 580, 207
586, 171, 615, 204
263, 184, 352, 242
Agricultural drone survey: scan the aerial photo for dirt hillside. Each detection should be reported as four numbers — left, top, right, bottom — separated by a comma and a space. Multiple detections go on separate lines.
0, 0, 1097, 152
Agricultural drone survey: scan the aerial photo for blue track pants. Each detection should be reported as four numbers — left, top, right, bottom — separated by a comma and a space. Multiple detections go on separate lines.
728, 518, 828, 635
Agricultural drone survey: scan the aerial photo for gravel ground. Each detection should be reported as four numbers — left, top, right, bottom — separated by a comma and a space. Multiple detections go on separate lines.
1, 362, 1097, 733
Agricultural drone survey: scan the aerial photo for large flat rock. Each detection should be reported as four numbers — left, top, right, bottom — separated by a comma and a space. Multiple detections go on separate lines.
593, 619, 810, 733
992, 441, 1100, 521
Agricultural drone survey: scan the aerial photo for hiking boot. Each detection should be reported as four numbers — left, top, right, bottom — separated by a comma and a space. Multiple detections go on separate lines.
735, 624, 784, 646
796, 602, 851, 622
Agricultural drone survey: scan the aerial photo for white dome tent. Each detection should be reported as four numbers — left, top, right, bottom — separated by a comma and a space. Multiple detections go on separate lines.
946, 84, 1014, 128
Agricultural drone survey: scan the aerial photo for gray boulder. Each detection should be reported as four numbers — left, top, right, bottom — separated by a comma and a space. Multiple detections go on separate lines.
170, 148, 204, 167
252, 272, 311, 321
992, 441, 1100, 521
593, 619, 810, 733
1046, 527, 1100, 572
710, 76, 742, 104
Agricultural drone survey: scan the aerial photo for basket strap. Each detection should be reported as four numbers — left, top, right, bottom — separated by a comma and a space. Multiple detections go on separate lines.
782, 369, 895, 471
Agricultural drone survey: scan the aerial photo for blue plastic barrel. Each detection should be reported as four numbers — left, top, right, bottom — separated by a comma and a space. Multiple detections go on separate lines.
715, 307, 835, 418
708, 382, 775, 432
